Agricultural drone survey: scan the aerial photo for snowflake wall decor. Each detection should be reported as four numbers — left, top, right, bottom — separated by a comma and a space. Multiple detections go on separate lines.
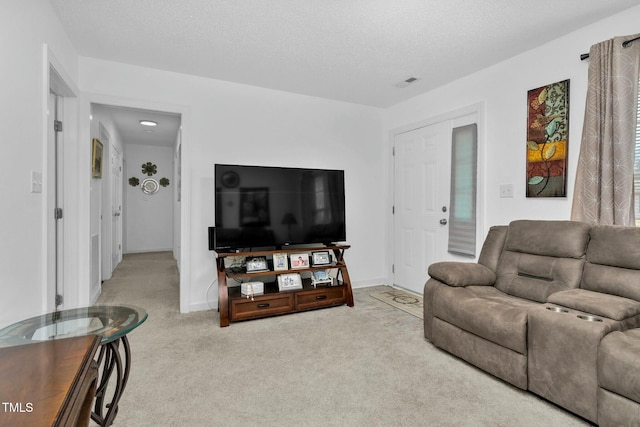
159, 177, 170, 187
128, 177, 140, 187
142, 162, 157, 176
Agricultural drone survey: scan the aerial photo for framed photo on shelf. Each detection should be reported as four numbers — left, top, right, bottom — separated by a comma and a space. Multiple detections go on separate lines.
312, 270, 333, 287
311, 251, 332, 266
273, 253, 288, 271
290, 253, 310, 269
245, 256, 268, 272
278, 273, 303, 291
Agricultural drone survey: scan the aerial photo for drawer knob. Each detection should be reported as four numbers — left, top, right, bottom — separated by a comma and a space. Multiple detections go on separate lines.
257, 303, 270, 308
315, 295, 327, 300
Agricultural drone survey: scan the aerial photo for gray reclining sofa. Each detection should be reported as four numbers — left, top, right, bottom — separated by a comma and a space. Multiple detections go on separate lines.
424, 219, 640, 425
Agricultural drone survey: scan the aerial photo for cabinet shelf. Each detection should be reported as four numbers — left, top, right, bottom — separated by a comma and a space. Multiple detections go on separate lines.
215, 245, 353, 327
226, 263, 345, 280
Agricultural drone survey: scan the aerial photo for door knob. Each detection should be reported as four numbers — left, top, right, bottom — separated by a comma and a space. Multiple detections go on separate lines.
440, 219, 447, 225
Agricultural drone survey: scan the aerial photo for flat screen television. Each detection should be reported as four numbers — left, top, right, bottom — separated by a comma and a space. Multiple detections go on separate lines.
212, 164, 346, 251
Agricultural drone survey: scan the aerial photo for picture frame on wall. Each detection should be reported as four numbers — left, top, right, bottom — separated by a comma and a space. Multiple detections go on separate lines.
91, 138, 103, 179
526, 79, 569, 197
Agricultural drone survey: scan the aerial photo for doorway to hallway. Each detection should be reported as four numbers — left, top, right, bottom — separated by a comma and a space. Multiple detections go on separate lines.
89, 103, 182, 306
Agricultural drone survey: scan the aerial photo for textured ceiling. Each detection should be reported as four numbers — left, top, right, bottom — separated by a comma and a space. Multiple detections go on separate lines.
52, 0, 638, 108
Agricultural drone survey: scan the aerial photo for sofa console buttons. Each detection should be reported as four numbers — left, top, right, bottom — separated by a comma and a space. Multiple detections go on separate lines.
577, 314, 603, 322
546, 306, 569, 313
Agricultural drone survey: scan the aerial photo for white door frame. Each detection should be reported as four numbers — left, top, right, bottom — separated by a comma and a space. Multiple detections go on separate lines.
387, 102, 486, 290
43, 45, 79, 311
111, 144, 123, 270
99, 122, 112, 281
79, 93, 191, 313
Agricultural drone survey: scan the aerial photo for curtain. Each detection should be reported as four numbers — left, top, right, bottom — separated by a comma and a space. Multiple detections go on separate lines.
571, 35, 640, 226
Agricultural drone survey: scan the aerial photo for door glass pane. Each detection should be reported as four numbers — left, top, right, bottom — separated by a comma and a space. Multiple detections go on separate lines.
448, 124, 477, 256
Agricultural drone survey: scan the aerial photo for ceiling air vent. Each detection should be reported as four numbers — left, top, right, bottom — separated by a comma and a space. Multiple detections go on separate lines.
395, 77, 420, 88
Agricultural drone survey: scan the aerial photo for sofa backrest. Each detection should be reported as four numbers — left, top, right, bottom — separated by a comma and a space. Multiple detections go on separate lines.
582, 225, 640, 301
494, 220, 590, 302
477, 225, 508, 272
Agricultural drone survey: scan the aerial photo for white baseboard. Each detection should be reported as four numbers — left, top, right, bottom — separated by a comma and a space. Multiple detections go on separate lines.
90, 283, 101, 304
189, 300, 216, 313
351, 278, 388, 289
124, 248, 173, 254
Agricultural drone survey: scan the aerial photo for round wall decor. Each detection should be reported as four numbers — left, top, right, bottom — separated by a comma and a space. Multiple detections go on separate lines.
141, 178, 160, 195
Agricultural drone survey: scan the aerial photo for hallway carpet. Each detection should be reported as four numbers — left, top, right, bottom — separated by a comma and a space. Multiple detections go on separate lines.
95, 252, 588, 426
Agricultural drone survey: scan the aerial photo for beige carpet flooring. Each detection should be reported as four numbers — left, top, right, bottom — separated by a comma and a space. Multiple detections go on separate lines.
96, 252, 589, 426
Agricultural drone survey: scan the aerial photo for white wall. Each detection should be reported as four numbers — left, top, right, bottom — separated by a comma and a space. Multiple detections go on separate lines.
0, 1, 79, 327
174, 132, 182, 269
90, 104, 126, 291
78, 60, 387, 312
386, 6, 640, 234
125, 144, 174, 253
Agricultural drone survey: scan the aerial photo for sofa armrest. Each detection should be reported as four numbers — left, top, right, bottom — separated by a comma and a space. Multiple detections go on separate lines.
548, 289, 640, 321
427, 262, 496, 287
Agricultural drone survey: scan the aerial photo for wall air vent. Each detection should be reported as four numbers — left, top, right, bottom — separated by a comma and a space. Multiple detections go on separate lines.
395, 77, 420, 88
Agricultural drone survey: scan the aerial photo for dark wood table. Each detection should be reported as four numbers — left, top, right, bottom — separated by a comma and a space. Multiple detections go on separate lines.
0, 335, 100, 427
0, 305, 147, 427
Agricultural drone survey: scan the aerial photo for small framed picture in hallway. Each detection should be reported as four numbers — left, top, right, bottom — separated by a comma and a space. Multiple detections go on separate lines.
92, 138, 103, 178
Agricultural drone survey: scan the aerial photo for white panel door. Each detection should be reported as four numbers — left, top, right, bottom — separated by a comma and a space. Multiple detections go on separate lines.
111, 146, 123, 269
393, 121, 452, 294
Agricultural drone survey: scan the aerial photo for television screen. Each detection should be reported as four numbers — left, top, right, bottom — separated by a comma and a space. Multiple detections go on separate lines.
213, 164, 346, 250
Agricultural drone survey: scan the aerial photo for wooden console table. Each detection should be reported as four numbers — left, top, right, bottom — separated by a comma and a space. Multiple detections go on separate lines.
216, 245, 354, 327
0, 335, 100, 427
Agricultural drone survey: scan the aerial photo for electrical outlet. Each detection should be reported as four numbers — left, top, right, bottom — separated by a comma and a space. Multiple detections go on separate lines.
499, 184, 513, 198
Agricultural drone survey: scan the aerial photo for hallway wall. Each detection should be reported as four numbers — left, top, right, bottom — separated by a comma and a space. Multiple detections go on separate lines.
125, 144, 174, 253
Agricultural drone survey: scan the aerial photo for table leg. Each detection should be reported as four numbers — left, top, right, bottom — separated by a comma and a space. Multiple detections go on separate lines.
91, 335, 133, 426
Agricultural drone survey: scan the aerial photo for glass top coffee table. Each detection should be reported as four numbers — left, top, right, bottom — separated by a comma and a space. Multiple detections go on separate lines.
0, 305, 147, 427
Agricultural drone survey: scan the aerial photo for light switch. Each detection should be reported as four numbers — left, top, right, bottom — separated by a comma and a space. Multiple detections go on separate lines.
31, 171, 42, 194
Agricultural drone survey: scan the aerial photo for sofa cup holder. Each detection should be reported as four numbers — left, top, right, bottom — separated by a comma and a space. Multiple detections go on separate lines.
577, 314, 603, 322
546, 306, 569, 313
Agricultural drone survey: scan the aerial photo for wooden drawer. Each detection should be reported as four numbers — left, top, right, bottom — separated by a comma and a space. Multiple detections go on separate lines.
296, 286, 346, 310
230, 294, 294, 320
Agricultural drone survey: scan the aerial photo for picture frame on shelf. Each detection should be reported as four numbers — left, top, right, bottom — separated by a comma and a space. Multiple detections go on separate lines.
311, 270, 333, 287
245, 256, 268, 272
311, 251, 332, 266
290, 253, 310, 269
273, 253, 288, 271
278, 273, 303, 291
